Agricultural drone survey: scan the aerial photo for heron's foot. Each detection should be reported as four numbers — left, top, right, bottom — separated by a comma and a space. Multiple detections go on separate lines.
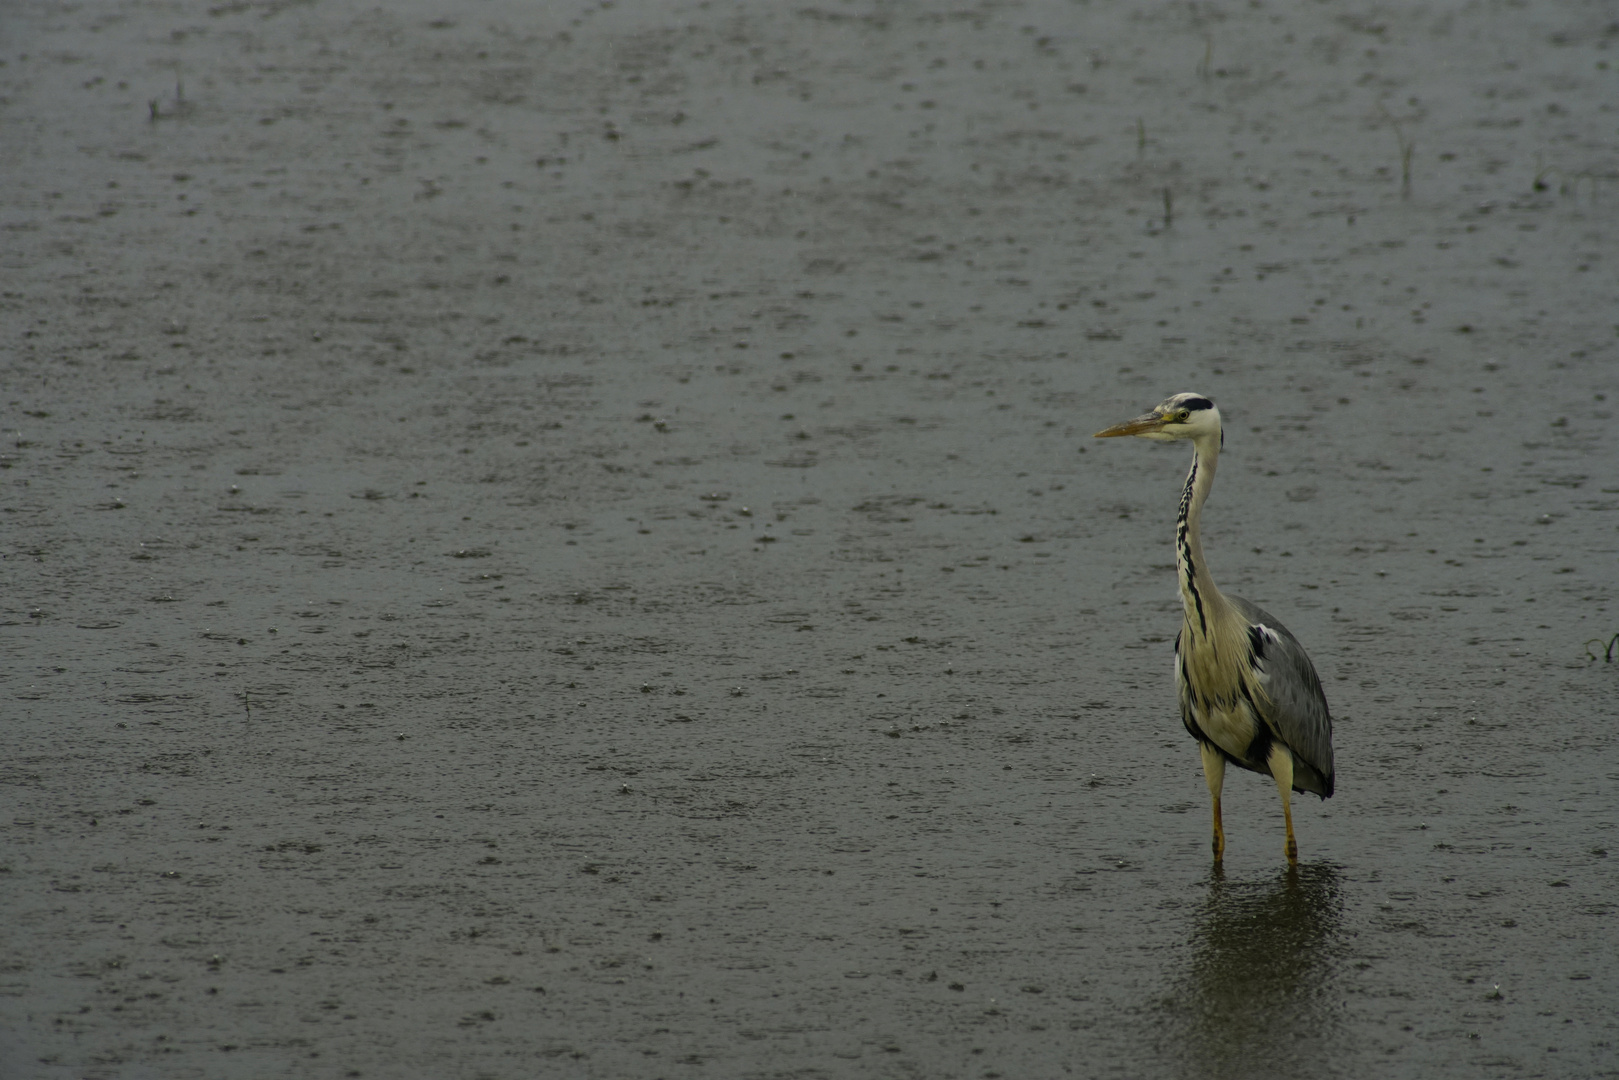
1211, 831, 1225, 862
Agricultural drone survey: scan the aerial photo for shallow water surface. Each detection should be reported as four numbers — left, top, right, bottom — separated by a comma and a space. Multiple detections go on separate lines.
3, 1, 1615, 1077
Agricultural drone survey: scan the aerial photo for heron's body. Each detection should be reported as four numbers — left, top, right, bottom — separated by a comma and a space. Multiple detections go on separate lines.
1097, 393, 1334, 863
1177, 596, 1332, 799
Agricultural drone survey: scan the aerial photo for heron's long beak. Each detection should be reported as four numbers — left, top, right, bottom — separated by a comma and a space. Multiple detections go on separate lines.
1094, 413, 1168, 438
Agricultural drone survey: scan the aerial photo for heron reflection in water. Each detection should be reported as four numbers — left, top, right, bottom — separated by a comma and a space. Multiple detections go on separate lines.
1157, 864, 1347, 1080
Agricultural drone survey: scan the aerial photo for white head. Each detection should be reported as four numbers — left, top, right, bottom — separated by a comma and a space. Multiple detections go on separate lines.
1094, 393, 1222, 445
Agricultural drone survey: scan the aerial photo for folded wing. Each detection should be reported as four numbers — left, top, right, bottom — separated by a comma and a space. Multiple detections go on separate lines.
1231, 595, 1335, 797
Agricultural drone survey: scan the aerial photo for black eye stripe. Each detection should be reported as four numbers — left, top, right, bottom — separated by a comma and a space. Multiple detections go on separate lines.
1179, 396, 1214, 412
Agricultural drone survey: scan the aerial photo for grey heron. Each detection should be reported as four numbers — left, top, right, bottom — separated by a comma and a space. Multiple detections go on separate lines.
1096, 393, 1334, 863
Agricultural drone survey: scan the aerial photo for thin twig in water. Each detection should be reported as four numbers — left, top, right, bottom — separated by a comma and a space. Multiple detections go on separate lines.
1584, 634, 1619, 663
1378, 103, 1414, 198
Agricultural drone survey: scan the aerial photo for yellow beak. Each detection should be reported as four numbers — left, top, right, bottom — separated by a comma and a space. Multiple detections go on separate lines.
1094, 413, 1169, 438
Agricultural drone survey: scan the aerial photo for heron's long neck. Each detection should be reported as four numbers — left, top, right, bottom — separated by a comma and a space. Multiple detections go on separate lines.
1176, 435, 1227, 639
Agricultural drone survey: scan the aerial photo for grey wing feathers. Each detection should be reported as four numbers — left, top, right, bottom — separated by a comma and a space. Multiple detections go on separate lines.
1230, 596, 1335, 797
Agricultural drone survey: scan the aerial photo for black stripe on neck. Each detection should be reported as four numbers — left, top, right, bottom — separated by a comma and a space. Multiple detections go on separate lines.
1177, 458, 1207, 637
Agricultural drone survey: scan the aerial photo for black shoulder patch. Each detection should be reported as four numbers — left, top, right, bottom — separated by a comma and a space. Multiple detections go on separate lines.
1247, 624, 1268, 660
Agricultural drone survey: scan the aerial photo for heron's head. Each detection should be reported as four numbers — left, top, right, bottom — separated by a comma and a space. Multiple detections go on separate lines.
1094, 393, 1222, 444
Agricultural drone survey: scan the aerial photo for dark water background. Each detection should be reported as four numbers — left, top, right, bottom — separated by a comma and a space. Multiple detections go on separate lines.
3, 2, 1616, 1077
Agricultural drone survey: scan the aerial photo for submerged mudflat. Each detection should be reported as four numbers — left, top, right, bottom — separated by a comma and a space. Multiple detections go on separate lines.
3, 2, 1615, 1077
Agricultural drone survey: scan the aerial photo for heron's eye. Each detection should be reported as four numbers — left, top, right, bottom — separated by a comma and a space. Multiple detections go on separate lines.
1175, 410, 1190, 422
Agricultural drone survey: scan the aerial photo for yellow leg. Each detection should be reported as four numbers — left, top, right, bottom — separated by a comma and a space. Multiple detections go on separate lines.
1268, 744, 1298, 864
1199, 742, 1226, 862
